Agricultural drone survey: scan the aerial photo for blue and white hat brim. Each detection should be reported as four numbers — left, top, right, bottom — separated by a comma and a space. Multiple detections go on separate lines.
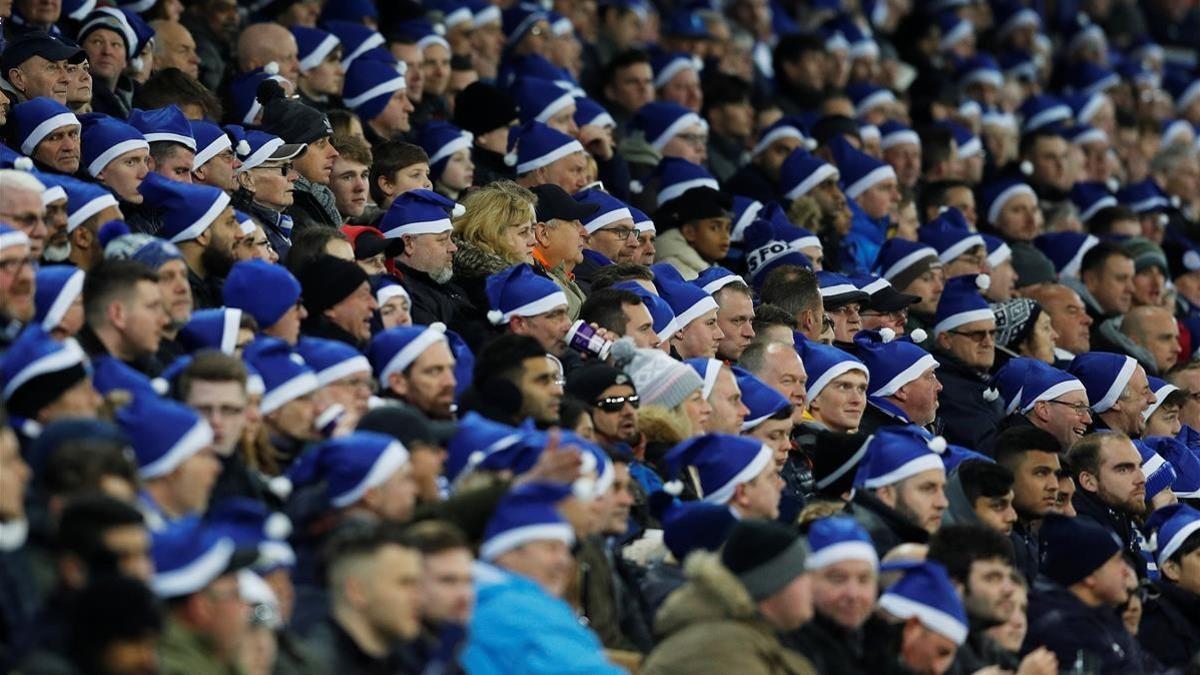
2, 337, 87, 398
168, 191, 232, 244
872, 353, 939, 398
878, 591, 967, 645
649, 112, 705, 152
429, 133, 474, 166
1158, 518, 1200, 566
808, 360, 869, 403
20, 112, 80, 156
805, 539, 879, 570
881, 129, 921, 151
315, 355, 371, 387
151, 536, 234, 598
1091, 355, 1137, 413
986, 183, 1036, 225
1021, 379, 1086, 415
938, 234, 985, 264
517, 139, 583, 175
751, 126, 804, 158
583, 206, 633, 234
934, 308, 994, 336
379, 325, 449, 383
88, 138, 149, 177
1142, 383, 1180, 421
344, 75, 407, 112
299, 33, 341, 73
674, 295, 719, 331
480, 521, 574, 560
330, 440, 411, 508
653, 56, 701, 90
657, 177, 719, 206
67, 192, 119, 233
260, 371, 320, 415
193, 133, 232, 171
861, 452, 944, 489
139, 417, 215, 479
342, 32, 385, 69
40, 268, 85, 332
703, 442, 774, 505
844, 165, 896, 199
785, 164, 839, 201
882, 246, 940, 281
494, 290, 568, 324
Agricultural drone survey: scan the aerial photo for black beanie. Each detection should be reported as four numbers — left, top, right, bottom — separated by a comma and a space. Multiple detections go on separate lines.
260, 85, 333, 146
721, 520, 809, 601
565, 364, 633, 404
453, 82, 518, 136
298, 255, 369, 315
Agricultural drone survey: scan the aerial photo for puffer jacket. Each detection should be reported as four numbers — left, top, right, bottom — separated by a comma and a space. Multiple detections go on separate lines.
639, 552, 820, 675
654, 229, 711, 281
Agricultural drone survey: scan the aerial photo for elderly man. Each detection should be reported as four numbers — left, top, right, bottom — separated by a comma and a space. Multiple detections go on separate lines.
236, 23, 301, 85
854, 329, 942, 434
1, 32, 85, 104
739, 340, 808, 425
11, 97, 80, 175
151, 21, 201, 80
0, 170, 49, 261
0, 225, 37, 347
1022, 283, 1092, 366
1117, 305, 1180, 376
1068, 352, 1156, 439
933, 275, 1004, 450
995, 360, 1091, 452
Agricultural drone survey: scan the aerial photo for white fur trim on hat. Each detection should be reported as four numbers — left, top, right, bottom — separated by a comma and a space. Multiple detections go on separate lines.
20, 112, 79, 156
872, 353, 939, 398
853, 89, 895, 117
880, 129, 921, 151
1158, 519, 1200, 566
379, 325, 449, 383
878, 592, 967, 645
517, 138, 584, 175
654, 56, 702, 90
341, 31, 385, 68
139, 417, 215, 479
933, 308, 994, 337
1143, 382, 1180, 421
40, 269, 85, 332
344, 75, 407, 111
428, 133, 473, 166
882, 246, 939, 282
314, 355, 371, 388
731, 201, 763, 242
168, 191, 232, 244
151, 536, 234, 598
385, 218, 453, 237
986, 183, 1037, 225
844, 164, 896, 200
492, 290, 568, 324
751, 125, 805, 158
648, 112, 705, 152
193, 132, 232, 171
938, 233, 986, 264
784, 164, 839, 201
673, 295, 719, 332
376, 284, 410, 306
144, 131, 197, 151
1091, 355, 1137, 413
534, 91, 577, 125
259, 371, 320, 415
656, 177, 719, 206
480, 522, 574, 561
807, 360, 869, 404
1021, 379, 1086, 415
2, 337, 86, 398
861, 452, 944, 489
300, 33, 341, 72
67, 192, 119, 233
805, 540, 879, 570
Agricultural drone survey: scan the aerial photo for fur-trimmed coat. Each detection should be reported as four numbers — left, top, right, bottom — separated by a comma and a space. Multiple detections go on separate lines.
639, 552, 820, 675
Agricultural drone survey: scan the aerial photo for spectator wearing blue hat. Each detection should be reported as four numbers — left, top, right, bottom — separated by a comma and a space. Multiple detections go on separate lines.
511, 121, 589, 196
1, 326, 101, 442
878, 561, 970, 674
188, 120, 236, 192
128, 105, 198, 184
77, 8, 146, 118
344, 55, 415, 148
932, 274, 1006, 450
10, 97, 80, 175
291, 26, 344, 112
368, 323, 457, 420
77, 259, 171, 378
33, 264, 83, 338
830, 137, 900, 275
1140, 504, 1200, 667
79, 115, 150, 209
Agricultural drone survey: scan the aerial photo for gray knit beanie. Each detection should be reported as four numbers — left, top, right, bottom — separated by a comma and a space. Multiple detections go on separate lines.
610, 339, 704, 409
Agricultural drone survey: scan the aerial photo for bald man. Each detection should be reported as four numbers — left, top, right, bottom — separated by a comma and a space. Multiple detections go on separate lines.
1023, 283, 1093, 363
151, 21, 201, 80
236, 23, 300, 84
1121, 305, 1180, 375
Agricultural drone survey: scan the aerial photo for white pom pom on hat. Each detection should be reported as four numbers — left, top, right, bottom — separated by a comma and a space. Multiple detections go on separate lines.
879, 327, 896, 343
451, 203, 466, 218
910, 328, 928, 343
268, 476, 293, 499
487, 309, 505, 324
927, 436, 947, 454
13, 157, 32, 171
976, 274, 991, 291
237, 140, 251, 156
663, 480, 683, 496
1019, 160, 1033, 175
265, 61, 280, 75
264, 512, 292, 540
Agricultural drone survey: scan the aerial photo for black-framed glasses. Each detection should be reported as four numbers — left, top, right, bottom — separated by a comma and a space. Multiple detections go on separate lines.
600, 225, 637, 240
949, 327, 998, 343
261, 162, 294, 176
1045, 399, 1093, 417
822, 314, 835, 332
596, 394, 640, 412
861, 308, 908, 321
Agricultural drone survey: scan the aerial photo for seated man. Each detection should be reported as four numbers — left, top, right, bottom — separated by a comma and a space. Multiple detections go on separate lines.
80, 259, 168, 376
297, 255, 378, 348
574, 187, 640, 271
687, 359, 748, 435
852, 328, 940, 433
189, 120, 237, 191
664, 433, 783, 520
932, 274, 1004, 450
795, 337, 869, 434
1140, 506, 1200, 667
223, 260, 305, 345
461, 483, 624, 673
943, 460, 1018, 534
873, 238, 943, 335
11, 97, 80, 174
511, 121, 589, 195
129, 106, 198, 183
580, 287, 660, 349
463, 334, 563, 428
653, 184, 732, 281
485, 263, 571, 357
878, 562, 969, 675
286, 431, 417, 525
0, 326, 101, 446
738, 339, 808, 425
818, 271, 870, 344
993, 358, 1090, 451
1068, 351, 1155, 438
653, 265, 723, 359
848, 426, 949, 556
1, 32, 85, 104
243, 337, 321, 465
992, 426, 1061, 581
529, 183, 594, 318
706, 274, 756, 361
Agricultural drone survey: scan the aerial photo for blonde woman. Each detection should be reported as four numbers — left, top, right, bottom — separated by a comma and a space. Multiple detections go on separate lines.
451, 180, 539, 310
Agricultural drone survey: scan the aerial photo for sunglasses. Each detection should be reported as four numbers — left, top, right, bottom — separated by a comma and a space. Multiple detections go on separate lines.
596, 394, 640, 412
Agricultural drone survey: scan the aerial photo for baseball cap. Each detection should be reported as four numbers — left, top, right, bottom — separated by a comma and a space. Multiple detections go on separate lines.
531, 184, 599, 223
0, 32, 86, 74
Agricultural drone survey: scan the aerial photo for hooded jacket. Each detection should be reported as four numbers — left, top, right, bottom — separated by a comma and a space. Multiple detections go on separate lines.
639, 552, 820, 675
941, 469, 984, 527
1020, 579, 1147, 675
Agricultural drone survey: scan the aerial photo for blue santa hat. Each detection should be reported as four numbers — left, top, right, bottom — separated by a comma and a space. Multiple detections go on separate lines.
818, 270, 869, 306
467, 0, 502, 27
486, 263, 568, 324
295, 337, 371, 387
368, 323, 450, 384
128, 106, 196, 151
651, 52, 703, 90
654, 158, 719, 207
918, 207, 984, 264
936, 10, 973, 51
1034, 231, 1100, 278
206, 498, 295, 572
846, 82, 896, 118
502, 3, 548, 46
242, 337, 319, 415
735, 368, 791, 430
480, 482, 574, 561
730, 197, 764, 243
780, 151, 839, 202
343, 57, 408, 121
1156, 504, 1200, 569
1018, 94, 1072, 133
234, 130, 307, 174
933, 274, 993, 336
694, 266, 743, 295
445, 412, 523, 486
873, 238, 940, 283
1067, 178, 1115, 223
176, 308, 242, 355
854, 425, 947, 488
630, 206, 654, 236
394, 18, 449, 52
630, 101, 706, 153
497, 53, 580, 92
417, 121, 473, 180
878, 561, 968, 645
0, 327, 90, 420
752, 115, 813, 158
664, 433, 775, 505
150, 518, 239, 598
317, 0, 377, 24
939, 119, 982, 159
1134, 439, 1177, 503
979, 177, 1037, 226
983, 235, 1012, 269
1016, 359, 1086, 414
654, 499, 737, 561
79, 7, 153, 63
991, 357, 1038, 415
685, 357, 724, 400
374, 277, 410, 308
1070, 61, 1120, 97
1067, 352, 1138, 413
115, 394, 213, 480
1168, 76, 1200, 115
380, 188, 463, 238
511, 77, 577, 126
574, 97, 615, 129
283, 431, 410, 508
429, 0, 474, 29
795, 334, 869, 403
223, 260, 300, 329
991, 0, 1041, 39
189, 120, 232, 171
613, 281, 678, 342
1163, 432, 1200, 499
1117, 179, 1170, 215
852, 328, 936, 398
1065, 92, 1107, 126
741, 220, 812, 288
11, 97, 79, 156
227, 64, 290, 125
59, 177, 119, 234
805, 517, 879, 570
291, 26, 340, 73
33, 266, 85, 332
80, 115, 148, 178
138, 173, 231, 244
652, 263, 719, 329
508, 120, 583, 175
829, 136, 896, 200
572, 188, 633, 235
323, 20, 385, 69
103, 230, 182, 270
879, 119, 921, 151
957, 54, 1004, 89
1144, 376, 1180, 421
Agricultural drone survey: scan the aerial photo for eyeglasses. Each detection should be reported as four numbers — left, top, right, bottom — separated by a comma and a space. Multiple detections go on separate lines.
596, 394, 640, 412
0, 255, 36, 275
861, 308, 907, 321
600, 225, 637, 240
948, 328, 998, 343
260, 162, 294, 176
1045, 400, 1093, 417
